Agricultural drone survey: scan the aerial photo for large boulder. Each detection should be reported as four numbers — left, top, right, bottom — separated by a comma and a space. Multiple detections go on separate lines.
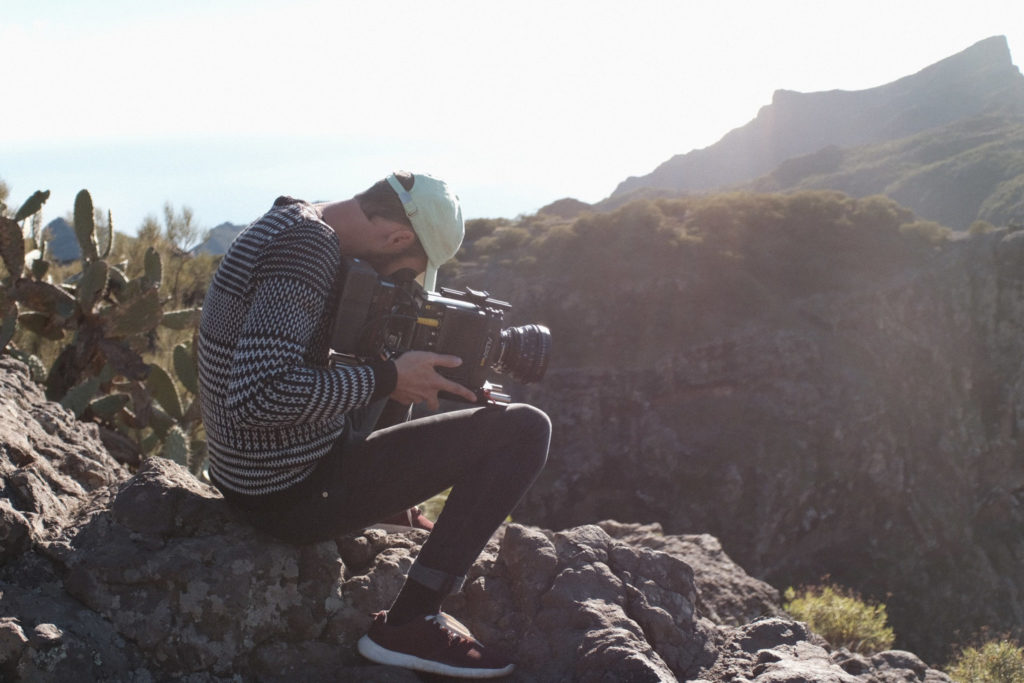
1, 358, 953, 681
0, 357, 126, 564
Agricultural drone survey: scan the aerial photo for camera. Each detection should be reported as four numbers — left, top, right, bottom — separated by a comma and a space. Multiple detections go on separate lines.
329, 257, 551, 405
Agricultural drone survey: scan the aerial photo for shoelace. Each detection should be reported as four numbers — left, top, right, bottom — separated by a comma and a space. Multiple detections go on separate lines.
426, 613, 477, 647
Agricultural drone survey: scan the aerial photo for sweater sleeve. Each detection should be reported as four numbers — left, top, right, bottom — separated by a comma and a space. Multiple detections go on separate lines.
223, 222, 383, 427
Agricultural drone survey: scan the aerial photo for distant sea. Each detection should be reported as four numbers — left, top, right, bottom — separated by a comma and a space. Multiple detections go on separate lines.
4, 136, 547, 235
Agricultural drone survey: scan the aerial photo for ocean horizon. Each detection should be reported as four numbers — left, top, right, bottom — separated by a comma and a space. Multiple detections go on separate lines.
4, 135, 564, 235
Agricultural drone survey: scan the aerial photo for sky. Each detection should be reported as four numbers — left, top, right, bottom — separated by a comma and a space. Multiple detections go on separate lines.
3, 0, 1023, 234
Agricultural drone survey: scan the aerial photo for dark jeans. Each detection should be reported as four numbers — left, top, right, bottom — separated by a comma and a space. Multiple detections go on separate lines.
246, 403, 550, 579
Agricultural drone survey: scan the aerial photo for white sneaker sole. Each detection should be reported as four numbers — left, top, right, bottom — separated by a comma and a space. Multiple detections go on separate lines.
357, 634, 514, 679
365, 523, 427, 534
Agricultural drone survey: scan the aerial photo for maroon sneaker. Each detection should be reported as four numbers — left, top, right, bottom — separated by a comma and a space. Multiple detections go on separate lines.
371, 506, 434, 533
357, 611, 514, 678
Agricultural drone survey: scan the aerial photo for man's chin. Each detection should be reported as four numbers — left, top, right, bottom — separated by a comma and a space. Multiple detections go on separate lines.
358, 256, 419, 282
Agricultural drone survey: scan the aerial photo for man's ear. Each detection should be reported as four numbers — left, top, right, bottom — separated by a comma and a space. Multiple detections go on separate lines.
386, 228, 417, 251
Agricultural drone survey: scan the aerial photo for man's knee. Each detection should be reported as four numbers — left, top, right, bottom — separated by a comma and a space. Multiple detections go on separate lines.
505, 402, 550, 437
504, 403, 551, 469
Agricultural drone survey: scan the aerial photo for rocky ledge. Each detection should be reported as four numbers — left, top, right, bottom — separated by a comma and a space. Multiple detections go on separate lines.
0, 358, 951, 681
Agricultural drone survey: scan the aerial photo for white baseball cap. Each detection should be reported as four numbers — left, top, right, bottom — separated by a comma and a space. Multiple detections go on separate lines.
386, 172, 464, 292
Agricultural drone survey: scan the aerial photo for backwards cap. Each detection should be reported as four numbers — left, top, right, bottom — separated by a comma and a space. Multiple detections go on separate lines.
386, 172, 464, 292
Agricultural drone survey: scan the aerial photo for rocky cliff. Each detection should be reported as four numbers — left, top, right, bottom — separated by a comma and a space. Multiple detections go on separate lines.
502, 224, 1024, 663
0, 358, 952, 681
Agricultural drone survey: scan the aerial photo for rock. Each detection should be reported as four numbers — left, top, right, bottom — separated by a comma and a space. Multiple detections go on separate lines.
599, 521, 781, 626
834, 648, 954, 683
0, 357, 128, 564
0, 498, 33, 563
510, 226, 1024, 660
57, 456, 712, 679
28, 623, 63, 648
0, 618, 28, 667
702, 620, 955, 683
0, 358, 956, 681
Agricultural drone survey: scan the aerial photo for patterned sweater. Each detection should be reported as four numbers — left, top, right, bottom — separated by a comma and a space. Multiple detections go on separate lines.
198, 197, 395, 502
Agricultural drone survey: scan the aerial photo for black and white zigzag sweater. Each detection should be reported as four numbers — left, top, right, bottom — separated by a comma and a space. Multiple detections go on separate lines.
198, 197, 394, 502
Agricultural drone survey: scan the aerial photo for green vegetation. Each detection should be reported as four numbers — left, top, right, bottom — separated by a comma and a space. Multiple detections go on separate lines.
970, 219, 998, 235
457, 190, 947, 278
750, 114, 1024, 230
448, 190, 958, 367
783, 584, 895, 654
899, 219, 954, 243
1, 186, 210, 474
947, 640, 1024, 683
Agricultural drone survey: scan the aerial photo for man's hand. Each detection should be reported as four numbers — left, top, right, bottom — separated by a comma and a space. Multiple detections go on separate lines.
390, 351, 478, 410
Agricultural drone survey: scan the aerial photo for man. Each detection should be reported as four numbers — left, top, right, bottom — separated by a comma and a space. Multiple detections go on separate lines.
197, 171, 551, 678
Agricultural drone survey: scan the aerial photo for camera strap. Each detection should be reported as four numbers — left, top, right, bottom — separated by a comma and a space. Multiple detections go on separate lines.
387, 175, 418, 217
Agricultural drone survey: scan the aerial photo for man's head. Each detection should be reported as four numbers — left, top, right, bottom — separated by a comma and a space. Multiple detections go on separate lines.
356, 171, 464, 292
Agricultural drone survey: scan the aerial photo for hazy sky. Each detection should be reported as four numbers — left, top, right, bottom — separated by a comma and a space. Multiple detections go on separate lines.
3, 0, 1022, 233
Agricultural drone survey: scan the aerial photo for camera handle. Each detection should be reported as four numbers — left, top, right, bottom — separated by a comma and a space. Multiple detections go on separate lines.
447, 381, 510, 407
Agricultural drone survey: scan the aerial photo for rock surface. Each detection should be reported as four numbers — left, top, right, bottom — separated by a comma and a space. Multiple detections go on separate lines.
509, 225, 1024, 662
0, 358, 954, 681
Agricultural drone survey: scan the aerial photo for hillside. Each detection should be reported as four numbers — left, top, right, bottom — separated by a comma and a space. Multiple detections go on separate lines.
192, 221, 245, 255
41, 218, 79, 263
445, 191, 1024, 663
608, 36, 1024, 229
747, 114, 1024, 229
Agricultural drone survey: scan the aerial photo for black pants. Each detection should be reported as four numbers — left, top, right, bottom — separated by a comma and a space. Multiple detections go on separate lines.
246, 403, 550, 580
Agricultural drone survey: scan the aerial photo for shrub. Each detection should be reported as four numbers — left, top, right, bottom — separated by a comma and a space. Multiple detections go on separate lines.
473, 226, 532, 258
783, 584, 895, 653
899, 219, 953, 243
464, 217, 505, 242
969, 219, 997, 235
947, 640, 1024, 683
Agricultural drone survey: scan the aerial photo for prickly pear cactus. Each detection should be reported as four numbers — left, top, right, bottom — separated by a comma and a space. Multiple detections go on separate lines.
3, 186, 206, 474
148, 362, 183, 421
1, 191, 51, 352
74, 189, 100, 263
0, 288, 16, 352
0, 216, 26, 279
14, 190, 50, 223
173, 341, 199, 395
162, 425, 191, 467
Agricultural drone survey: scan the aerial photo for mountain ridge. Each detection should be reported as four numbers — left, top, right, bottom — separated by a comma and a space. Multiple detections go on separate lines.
747, 112, 1024, 228
608, 35, 1024, 228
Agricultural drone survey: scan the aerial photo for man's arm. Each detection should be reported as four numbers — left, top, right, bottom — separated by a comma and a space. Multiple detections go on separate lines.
223, 223, 390, 427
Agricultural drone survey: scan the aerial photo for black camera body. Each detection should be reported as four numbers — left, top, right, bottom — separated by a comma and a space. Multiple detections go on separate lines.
329, 257, 550, 405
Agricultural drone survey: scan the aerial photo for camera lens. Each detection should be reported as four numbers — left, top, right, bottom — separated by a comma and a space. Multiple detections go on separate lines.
494, 324, 551, 384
